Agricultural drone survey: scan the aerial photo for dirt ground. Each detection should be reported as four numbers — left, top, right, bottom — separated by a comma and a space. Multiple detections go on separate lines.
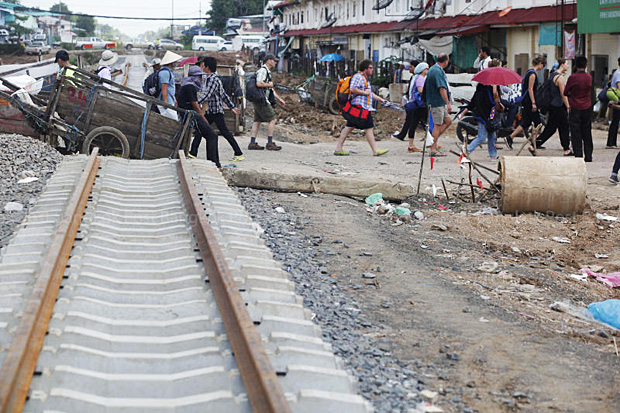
200, 92, 620, 411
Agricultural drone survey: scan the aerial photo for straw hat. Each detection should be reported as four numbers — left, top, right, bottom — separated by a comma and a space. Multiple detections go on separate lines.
98, 50, 118, 67
160, 51, 182, 66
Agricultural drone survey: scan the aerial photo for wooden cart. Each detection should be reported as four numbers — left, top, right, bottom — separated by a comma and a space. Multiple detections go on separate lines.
0, 66, 193, 159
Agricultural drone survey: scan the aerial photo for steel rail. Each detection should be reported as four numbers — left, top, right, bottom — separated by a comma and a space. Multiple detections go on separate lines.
0, 149, 101, 412
177, 151, 292, 413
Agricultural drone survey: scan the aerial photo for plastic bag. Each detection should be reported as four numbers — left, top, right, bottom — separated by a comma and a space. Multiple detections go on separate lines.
588, 299, 620, 330
365, 193, 383, 205
394, 207, 411, 216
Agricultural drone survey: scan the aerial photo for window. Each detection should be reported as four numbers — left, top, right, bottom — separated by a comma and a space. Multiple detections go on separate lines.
347, 3, 349, 19
362, 0, 365, 16
353, 3, 356, 17
301, 11, 304, 24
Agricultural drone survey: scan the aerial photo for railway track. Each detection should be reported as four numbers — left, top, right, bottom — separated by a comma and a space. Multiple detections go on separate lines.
0, 152, 371, 412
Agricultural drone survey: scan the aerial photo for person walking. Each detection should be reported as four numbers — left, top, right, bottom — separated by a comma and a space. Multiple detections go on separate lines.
96, 50, 122, 87
458, 82, 501, 162
509, 56, 547, 149
180, 66, 220, 167
397, 62, 428, 153
533, 59, 572, 156
194, 56, 244, 161
392, 60, 417, 141
425, 53, 452, 157
334, 59, 389, 157
158, 51, 182, 120
249, 54, 286, 151
606, 57, 620, 149
473, 46, 492, 71
564, 56, 594, 162
610, 151, 620, 184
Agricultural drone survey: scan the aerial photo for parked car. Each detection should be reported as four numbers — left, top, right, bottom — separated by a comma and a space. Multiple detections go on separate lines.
75, 37, 116, 50
156, 39, 183, 51
125, 39, 155, 50
192, 35, 228, 51
240, 35, 266, 52
222, 41, 233, 51
25, 41, 51, 55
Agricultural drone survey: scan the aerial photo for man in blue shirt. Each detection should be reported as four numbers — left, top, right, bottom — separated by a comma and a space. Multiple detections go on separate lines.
425, 53, 452, 156
158, 51, 182, 120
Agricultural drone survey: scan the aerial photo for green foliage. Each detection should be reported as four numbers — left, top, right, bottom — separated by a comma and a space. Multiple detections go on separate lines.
206, 0, 265, 33
371, 56, 400, 88
60, 42, 76, 51
49, 2, 70, 13
0, 44, 25, 55
76, 15, 96, 35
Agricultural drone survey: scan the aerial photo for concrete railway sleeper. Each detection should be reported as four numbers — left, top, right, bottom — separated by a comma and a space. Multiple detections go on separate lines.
0, 152, 371, 412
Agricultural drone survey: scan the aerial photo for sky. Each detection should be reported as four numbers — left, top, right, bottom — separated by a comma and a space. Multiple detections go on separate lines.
20, 0, 210, 38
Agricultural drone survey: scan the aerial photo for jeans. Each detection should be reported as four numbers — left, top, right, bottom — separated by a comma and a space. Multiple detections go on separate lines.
607, 107, 620, 147
613, 151, 620, 174
501, 99, 518, 128
536, 105, 570, 151
569, 108, 593, 161
205, 113, 243, 156
189, 115, 220, 167
468, 122, 497, 159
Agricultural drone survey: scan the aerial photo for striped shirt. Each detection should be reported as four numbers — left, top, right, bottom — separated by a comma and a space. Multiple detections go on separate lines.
350, 73, 374, 111
199, 72, 236, 115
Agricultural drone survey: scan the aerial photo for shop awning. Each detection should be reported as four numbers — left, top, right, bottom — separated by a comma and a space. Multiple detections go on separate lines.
437, 25, 489, 37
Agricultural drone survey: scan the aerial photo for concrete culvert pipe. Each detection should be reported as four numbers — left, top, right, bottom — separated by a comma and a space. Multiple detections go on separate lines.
499, 156, 587, 215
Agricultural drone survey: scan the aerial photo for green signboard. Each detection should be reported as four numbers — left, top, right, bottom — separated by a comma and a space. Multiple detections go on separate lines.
578, 0, 620, 34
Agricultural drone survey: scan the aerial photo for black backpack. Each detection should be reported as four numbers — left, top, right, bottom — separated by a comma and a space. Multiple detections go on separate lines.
143, 69, 161, 98
535, 72, 557, 113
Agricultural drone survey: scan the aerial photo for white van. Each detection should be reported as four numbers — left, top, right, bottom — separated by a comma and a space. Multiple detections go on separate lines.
192, 35, 228, 51
240, 35, 266, 52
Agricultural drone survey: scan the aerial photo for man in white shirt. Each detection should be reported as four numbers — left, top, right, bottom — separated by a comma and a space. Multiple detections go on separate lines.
96, 50, 122, 88
473, 46, 491, 71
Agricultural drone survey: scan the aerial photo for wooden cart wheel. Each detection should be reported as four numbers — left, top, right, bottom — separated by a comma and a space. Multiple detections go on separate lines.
82, 126, 130, 158
327, 96, 340, 115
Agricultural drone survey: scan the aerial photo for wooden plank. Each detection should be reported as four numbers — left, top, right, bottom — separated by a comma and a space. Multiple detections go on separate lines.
222, 169, 416, 201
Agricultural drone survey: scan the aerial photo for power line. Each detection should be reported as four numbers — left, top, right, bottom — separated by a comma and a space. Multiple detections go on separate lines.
13, 5, 205, 21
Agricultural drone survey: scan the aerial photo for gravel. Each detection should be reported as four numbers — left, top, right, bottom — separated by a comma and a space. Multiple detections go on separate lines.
0, 134, 63, 248
236, 187, 427, 412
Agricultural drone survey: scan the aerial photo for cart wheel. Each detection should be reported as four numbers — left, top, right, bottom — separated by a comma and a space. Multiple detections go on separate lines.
82, 126, 130, 158
327, 96, 340, 115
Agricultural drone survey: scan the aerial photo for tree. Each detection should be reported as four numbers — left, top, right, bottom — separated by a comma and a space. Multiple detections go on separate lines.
206, 0, 265, 33
75, 15, 96, 35
49, 2, 70, 14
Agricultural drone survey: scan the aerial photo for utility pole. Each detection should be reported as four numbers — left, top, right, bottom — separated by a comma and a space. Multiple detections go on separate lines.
171, 0, 174, 39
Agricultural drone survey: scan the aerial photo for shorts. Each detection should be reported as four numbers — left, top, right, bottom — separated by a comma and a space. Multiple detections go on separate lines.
346, 113, 374, 130
430, 106, 449, 126
520, 105, 541, 129
253, 101, 276, 123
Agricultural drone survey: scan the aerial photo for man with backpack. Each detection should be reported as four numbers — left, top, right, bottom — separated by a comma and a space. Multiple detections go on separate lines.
249, 54, 285, 151
334, 59, 389, 157
564, 56, 594, 161
158, 51, 182, 120
606, 57, 620, 149
533, 59, 572, 156
190, 56, 244, 161
142, 58, 161, 113
508, 55, 547, 149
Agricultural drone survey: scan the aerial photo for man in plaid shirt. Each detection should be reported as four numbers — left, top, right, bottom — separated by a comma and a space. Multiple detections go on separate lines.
334, 59, 389, 157
190, 57, 244, 161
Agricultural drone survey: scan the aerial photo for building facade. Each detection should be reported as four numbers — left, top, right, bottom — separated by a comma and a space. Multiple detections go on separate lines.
274, 0, 619, 86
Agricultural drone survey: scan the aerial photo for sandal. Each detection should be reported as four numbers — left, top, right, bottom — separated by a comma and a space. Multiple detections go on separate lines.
430, 151, 446, 157
407, 146, 422, 153
563, 150, 574, 156
528, 146, 536, 156
373, 149, 389, 156
334, 150, 350, 156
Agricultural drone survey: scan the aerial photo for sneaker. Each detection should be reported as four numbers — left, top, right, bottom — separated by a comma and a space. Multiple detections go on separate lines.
609, 174, 619, 184
407, 146, 422, 153
248, 143, 264, 150
265, 142, 282, 151
231, 155, 245, 161
392, 131, 405, 141
490, 156, 500, 162
187, 153, 197, 159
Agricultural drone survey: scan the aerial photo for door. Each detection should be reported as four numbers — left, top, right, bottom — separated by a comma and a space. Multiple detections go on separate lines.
514, 53, 529, 76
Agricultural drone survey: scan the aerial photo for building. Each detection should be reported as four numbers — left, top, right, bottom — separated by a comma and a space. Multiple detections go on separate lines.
274, 0, 619, 86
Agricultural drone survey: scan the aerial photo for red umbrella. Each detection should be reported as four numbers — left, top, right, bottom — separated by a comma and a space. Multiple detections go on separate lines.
471, 67, 522, 86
